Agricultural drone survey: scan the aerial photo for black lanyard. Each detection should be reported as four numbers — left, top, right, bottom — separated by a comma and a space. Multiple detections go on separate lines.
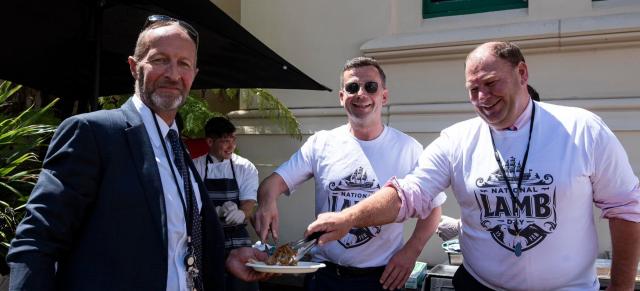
489, 102, 536, 236
150, 110, 193, 238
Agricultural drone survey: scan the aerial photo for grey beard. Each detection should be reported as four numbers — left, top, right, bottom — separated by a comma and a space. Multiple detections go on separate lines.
147, 91, 185, 111
136, 70, 186, 112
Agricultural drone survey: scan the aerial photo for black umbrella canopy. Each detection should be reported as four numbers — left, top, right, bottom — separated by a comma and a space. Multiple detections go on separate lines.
1, 0, 330, 103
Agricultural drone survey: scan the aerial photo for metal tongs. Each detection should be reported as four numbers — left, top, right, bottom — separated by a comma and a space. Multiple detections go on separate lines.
289, 231, 325, 262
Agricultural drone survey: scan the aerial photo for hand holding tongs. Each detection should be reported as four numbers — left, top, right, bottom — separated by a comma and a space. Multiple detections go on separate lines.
289, 231, 325, 261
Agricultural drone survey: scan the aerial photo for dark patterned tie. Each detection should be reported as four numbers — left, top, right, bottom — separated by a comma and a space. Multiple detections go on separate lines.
167, 129, 203, 287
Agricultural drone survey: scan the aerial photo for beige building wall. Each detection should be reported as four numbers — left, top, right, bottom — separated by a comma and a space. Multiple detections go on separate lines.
228, 0, 640, 265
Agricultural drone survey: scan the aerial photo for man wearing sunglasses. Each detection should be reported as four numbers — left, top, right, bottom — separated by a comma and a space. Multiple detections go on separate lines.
255, 57, 444, 290
7, 15, 269, 291
307, 41, 640, 290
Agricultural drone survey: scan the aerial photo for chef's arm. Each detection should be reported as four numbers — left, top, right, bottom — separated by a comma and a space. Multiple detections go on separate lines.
240, 199, 256, 222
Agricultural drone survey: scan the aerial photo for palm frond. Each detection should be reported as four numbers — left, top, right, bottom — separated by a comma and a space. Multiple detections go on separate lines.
0, 82, 59, 263
242, 88, 302, 140
179, 95, 223, 138
0, 82, 22, 105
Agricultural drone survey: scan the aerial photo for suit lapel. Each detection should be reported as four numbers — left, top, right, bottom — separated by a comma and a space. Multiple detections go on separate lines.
121, 99, 169, 254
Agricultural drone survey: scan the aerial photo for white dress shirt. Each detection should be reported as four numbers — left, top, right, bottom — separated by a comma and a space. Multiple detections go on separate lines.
133, 96, 202, 291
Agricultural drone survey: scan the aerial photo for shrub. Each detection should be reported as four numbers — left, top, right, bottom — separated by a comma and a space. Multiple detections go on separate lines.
0, 82, 58, 274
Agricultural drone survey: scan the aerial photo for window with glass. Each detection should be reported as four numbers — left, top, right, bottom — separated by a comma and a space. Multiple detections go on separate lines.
423, 0, 528, 18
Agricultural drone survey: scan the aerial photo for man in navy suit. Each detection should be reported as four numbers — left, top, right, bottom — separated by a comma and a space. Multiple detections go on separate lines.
7, 15, 268, 290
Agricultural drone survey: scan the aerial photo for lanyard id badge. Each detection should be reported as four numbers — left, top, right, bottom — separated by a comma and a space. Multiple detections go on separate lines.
489, 102, 536, 257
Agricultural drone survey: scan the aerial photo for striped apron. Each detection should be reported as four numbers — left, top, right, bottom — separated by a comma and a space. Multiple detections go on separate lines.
204, 155, 252, 251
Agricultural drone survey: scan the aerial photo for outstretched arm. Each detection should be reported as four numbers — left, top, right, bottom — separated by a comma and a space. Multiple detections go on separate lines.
225, 247, 272, 281
380, 207, 441, 290
607, 218, 640, 291
307, 186, 402, 245
254, 173, 289, 242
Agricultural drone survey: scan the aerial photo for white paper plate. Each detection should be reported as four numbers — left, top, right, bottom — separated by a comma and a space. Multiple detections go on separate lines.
246, 261, 326, 274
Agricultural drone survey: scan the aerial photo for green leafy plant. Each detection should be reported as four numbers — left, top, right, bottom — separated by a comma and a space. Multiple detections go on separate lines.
178, 95, 223, 138
240, 88, 302, 140
0, 81, 59, 273
0, 201, 23, 255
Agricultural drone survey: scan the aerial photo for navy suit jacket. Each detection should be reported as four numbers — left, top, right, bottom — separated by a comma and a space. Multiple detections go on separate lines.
7, 99, 226, 290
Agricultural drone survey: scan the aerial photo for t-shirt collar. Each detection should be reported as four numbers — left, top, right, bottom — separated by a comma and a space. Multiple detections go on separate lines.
493, 98, 533, 131
207, 154, 229, 164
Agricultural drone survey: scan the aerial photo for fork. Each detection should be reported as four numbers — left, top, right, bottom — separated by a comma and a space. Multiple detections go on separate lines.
289, 231, 325, 261
264, 228, 279, 256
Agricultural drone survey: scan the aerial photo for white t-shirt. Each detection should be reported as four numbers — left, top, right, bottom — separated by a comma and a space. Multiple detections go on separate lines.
276, 124, 429, 267
397, 101, 640, 291
193, 153, 259, 201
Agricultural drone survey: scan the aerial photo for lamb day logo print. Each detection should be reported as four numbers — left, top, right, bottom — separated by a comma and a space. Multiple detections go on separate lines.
474, 156, 556, 255
328, 166, 381, 249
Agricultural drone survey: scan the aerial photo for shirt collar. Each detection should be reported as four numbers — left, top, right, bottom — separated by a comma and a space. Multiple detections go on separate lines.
493, 98, 533, 131
132, 95, 179, 147
206, 154, 229, 164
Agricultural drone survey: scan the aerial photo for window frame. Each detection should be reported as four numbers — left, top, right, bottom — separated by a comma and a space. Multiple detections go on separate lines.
423, 0, 528, 19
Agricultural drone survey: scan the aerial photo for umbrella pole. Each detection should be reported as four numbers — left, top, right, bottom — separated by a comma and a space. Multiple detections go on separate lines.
91, 0, 105, 112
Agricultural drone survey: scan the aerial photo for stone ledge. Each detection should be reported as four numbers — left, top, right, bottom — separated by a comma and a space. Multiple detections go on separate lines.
361, 12, 640, 63
230, 97, 640, 134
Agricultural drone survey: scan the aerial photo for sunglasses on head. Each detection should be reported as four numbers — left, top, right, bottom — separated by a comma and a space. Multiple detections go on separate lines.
344, 81, 379, 94
143, 15, 199, 49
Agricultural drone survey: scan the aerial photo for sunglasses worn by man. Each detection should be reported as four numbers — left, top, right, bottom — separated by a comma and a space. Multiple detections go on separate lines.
344, 81, 379, 94
143, 15, 199, 49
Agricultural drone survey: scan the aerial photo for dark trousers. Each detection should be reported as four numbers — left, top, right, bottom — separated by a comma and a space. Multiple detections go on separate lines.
224, 248, 259, 291
452, 264, 495, 291
304, 262, 388, 291
225, 270, 259, 291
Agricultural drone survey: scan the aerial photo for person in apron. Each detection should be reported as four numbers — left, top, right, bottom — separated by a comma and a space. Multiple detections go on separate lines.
193, 117, 259, 291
